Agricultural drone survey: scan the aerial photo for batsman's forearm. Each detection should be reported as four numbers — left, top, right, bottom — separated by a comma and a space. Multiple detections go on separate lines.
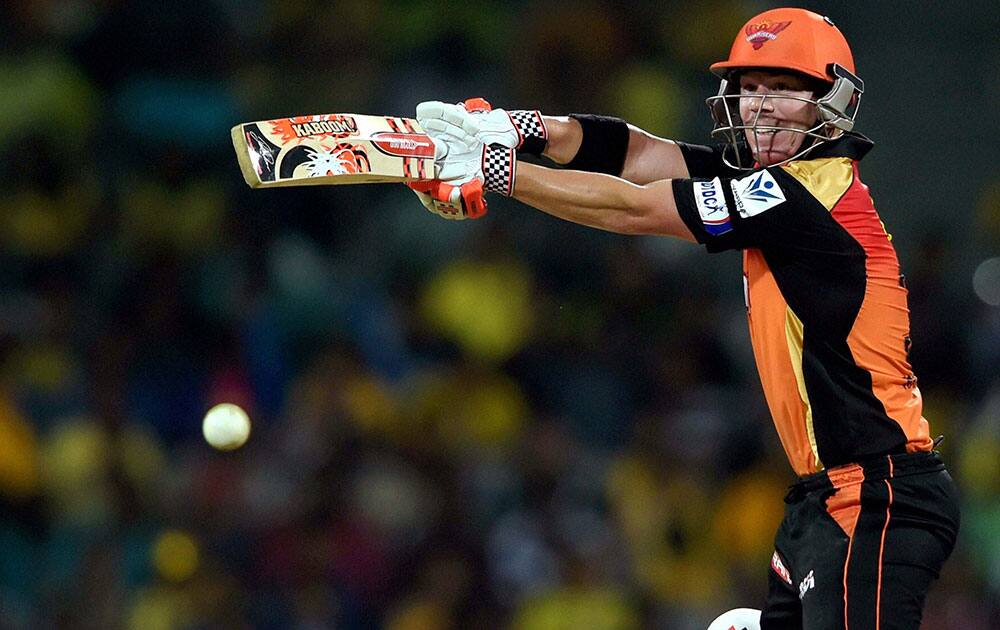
512, 162, 694, 240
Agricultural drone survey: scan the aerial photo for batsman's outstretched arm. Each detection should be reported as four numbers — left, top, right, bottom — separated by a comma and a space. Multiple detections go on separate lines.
414, 102, 691, 186
619, 126, 691, 184
540, 116, 690, 184
512, 162, 696, 241
415, 105, 697, 232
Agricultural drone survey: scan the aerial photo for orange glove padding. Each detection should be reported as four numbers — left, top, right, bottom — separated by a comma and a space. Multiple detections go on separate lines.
408, 178, 487, 220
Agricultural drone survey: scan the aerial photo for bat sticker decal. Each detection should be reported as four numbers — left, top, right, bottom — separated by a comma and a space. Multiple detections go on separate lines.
232, 113, 433, 188
303, 146, 371, 177
278, 144, 371, 180
243, 125, 280, 181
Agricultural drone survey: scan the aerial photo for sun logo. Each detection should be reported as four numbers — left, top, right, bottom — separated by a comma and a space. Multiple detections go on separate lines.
745, 21, 791, 50
304, 147, 363, 177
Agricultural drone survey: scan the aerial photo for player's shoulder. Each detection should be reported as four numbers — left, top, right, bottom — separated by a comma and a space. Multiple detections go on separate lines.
780, 133, 872, 192
778, 156, 855, 210
723, 160, 846, 221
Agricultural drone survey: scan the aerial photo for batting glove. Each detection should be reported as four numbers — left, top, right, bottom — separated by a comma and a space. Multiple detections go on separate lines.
408, 101, 517, 219
409, 179, 486, 220
416, 98, 548, 154
408, 114, 488, 220
417, 100, 517, 196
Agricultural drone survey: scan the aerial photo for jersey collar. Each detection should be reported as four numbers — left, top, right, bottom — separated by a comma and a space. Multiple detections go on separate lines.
800, 132, 874, 161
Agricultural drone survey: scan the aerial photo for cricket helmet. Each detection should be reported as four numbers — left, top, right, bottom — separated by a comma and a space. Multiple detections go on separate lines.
710, 7, 855, 83
705, 8, 865, 169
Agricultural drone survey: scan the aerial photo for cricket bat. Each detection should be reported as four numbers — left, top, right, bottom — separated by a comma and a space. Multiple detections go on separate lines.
230, 113, 437, 188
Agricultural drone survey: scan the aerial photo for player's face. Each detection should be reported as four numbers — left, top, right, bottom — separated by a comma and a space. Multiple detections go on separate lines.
738, 71, 819, 166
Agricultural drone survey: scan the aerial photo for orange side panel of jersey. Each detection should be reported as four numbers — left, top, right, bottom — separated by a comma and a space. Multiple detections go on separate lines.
744, 249, 819, 473
825, 464, 865, 538
832, 164, 933, 454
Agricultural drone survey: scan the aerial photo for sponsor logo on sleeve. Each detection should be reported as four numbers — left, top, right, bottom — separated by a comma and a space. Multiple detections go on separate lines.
730, 170, 786, 218
694, 178, 733, 235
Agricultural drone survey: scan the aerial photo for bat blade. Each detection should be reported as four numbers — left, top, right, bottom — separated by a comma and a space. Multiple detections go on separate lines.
230, 114, 436, 188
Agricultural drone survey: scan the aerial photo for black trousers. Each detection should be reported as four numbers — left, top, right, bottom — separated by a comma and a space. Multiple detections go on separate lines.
761, 451, 960, 630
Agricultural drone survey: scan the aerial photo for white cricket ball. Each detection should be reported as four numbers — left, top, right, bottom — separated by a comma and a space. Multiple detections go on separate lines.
202, 403, 251, 451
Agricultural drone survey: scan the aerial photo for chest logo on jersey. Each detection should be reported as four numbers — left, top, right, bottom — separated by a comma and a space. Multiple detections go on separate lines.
731, 170, 786, 218
694, 178, 733, 235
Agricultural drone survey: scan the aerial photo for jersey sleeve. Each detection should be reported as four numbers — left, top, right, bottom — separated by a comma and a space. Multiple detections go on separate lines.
675, 142, 742, 178
672, 165, 836, 254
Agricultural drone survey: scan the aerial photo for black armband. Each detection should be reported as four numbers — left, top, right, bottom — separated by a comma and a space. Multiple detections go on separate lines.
565, 114, 629, 176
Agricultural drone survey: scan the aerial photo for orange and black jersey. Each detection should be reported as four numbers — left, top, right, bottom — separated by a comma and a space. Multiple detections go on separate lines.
672, 134, 933, 476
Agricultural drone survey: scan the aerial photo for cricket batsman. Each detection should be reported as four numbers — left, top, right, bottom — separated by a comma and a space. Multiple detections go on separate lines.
413, 7, 960, 629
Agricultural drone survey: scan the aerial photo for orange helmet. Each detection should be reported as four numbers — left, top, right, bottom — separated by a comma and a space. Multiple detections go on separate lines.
710, 7, 855, 83
705, 8, 865, 169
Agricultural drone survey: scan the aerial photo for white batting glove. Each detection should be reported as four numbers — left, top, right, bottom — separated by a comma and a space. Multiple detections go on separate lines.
420, 111, 487, 182
417, 101, 517, 196
416, 98, 548, 153
407, 115, 488, 220
407, 99, 519, 221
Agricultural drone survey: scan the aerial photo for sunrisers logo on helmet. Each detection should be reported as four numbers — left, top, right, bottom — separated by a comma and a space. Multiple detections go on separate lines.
745, 21, 791, 50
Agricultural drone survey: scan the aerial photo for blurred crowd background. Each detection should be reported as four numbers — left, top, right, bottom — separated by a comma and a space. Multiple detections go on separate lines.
1, 1, 998, 628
